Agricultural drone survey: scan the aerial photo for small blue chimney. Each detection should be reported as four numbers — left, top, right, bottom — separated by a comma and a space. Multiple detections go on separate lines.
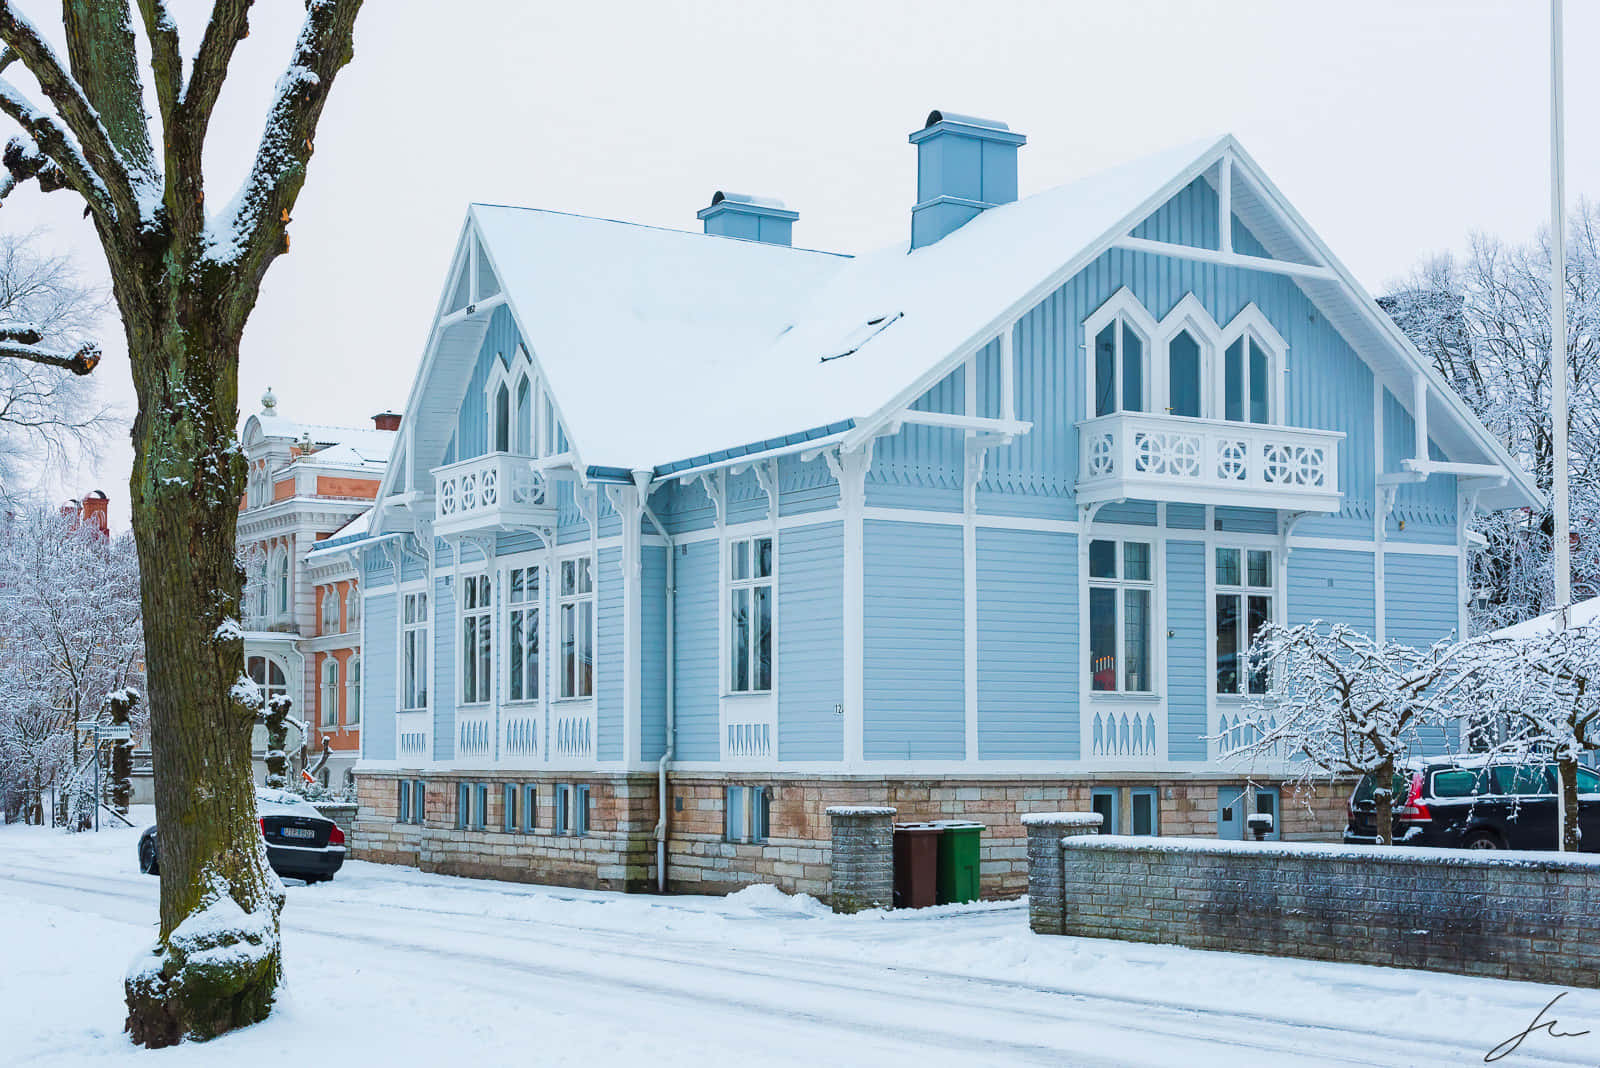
697, 192, 799, 246
909, 111, 1026, 250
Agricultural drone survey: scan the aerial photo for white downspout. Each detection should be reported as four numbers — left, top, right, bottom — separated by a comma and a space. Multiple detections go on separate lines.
634, 470, 675, 892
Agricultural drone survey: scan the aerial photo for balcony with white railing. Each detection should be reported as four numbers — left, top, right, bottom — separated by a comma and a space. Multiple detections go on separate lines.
1077, 413, 1344, 513
432, 452, 556, 538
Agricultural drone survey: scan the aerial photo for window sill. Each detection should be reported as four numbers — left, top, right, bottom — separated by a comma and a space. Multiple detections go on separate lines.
723, 690, 773, 700
503, 699, 541, 708
550, 696, 594, 705
1088, 691, 1161, 703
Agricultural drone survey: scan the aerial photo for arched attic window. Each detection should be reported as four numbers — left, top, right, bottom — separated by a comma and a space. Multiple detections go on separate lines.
1219, 304, 1288, 426
494, 382, 511, 453
515, 374, 532, 457
1085, 288, 1159, 418
1155, 294, 1222, 420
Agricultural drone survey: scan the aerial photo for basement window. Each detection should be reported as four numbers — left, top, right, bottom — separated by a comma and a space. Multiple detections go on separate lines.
725, 785, 771, 844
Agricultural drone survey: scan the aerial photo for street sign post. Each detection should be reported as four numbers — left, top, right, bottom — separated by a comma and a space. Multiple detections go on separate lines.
98, 724, 132, 742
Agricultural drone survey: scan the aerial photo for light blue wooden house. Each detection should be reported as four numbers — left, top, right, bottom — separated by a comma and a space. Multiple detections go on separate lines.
343, 113, 1537, 896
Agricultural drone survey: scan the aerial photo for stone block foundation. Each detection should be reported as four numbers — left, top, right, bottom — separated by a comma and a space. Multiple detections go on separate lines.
352, 771, 1349, 903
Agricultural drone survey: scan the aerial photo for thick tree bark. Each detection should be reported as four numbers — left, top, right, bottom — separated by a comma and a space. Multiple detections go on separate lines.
1372, 756, 1396, 847
1558, 758, 1581, 853
122, 298, 282, 1047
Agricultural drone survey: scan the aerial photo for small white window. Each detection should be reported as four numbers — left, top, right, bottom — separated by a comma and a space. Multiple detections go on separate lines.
320, 586, 339, 633
1088, 539, 1154, 694
1215, 547, 1274, 696
402, 591, 429, 710
247, 656, 288, 703
346, 655, 362, 725
460, 574, 492, 705
724, 785, 771, 844
728, 537, 773, 693
1219, 305, 1287, 426
321, 658, 340, 727
508, 565, 540, 702
558, 558, 594, 699
270, 547, 290, 618
345, 585, 360, 632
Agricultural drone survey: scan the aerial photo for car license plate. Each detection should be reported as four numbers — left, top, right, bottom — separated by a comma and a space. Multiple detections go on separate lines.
280, 826, 315, 840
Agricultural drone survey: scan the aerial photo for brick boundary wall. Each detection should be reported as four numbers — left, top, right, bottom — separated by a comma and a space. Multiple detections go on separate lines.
827, 807, 896, 913
1022, 812, 1102, 935
1031, 835, 1600, 987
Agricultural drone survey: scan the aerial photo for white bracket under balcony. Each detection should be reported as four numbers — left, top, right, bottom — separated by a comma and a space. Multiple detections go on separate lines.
432, 452, 557, 539
1077, 412, 1344, 513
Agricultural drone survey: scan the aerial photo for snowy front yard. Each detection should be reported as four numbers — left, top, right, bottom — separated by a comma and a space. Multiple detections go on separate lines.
2, 814, 1596, 1066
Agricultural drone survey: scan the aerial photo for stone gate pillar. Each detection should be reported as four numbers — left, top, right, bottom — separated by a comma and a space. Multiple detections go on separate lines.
827, 806, 897, 913
1022, 812, 1103, 934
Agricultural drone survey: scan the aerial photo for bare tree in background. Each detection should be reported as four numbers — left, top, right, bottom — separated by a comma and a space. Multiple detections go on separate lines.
1384, 203, 1600, 630
0, 506, 144, 827
0, 1, 364, 1044
0, 228, 111, 502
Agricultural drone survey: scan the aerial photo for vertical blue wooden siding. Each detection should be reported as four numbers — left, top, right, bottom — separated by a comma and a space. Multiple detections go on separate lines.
453, 305, 519, 463
1381, 388, 1457, 539
778, 522, 844, 760
640, 546, 668, 762
777, 454, 839, 517
864, 521, 965, 759
432, 574, 456, 761
1385, 554, 1461, 648
596, 547, 624, 761
1288, 549, 1376, 633
672, 540, 719, 761
363, 591, 397, 760
1166, 541, 1208, 761
975, 528, 1077, 759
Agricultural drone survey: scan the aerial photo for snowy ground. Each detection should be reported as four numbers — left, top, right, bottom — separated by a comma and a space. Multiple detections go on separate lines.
2, 812, 1596, 1066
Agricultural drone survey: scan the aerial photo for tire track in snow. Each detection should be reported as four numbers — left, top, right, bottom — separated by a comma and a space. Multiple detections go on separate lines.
1, 866, 1571, 1068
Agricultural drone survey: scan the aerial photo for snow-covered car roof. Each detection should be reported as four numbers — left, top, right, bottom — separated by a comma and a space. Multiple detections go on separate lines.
254, 788, 329, 820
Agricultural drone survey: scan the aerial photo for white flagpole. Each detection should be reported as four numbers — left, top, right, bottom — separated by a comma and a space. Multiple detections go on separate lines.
1552, 0, 1571, 608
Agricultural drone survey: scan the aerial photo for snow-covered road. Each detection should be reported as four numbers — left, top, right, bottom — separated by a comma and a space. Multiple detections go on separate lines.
2, 816, 1595, 1066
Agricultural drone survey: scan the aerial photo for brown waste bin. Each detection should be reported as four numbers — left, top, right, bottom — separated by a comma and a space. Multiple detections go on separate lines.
893, 823, 942, 909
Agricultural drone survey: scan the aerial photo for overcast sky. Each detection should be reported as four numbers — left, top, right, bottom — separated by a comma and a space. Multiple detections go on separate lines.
8, 0, 1598, 530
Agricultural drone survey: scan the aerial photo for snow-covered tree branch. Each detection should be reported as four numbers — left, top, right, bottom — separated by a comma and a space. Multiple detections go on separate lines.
1228, 622, 1481, 845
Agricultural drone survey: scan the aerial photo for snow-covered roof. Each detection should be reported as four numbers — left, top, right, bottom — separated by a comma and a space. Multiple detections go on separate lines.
296, 438, 392, 472
308, 507, 376, 555
392, 133, 1537, 511
1489, 597, 1600, 641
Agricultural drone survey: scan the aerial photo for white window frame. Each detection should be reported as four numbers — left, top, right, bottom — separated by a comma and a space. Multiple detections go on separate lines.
459, 571, 493, 707
401, 588, 430, 711
557, 555, 594, 700
321, 658, 340, 727
726, 535, 774, 695
486, 345, 540, 458
246, 655, 289, 704
1084, 287, 1159, 419
724, 784, 771, 844
344, 584, 360, 633
505, 562, 542, 704
1086, 537, 1157, 695
346, 654, 361, 725
269, 546, 290, 620
1154, 293, 1222, 419
1218, 302, 1289, 426
320, 585, 339, 633
1211, 544, 1276, 699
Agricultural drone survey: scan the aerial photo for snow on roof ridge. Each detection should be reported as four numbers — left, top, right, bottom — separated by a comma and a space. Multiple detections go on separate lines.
469, 201, 850, 259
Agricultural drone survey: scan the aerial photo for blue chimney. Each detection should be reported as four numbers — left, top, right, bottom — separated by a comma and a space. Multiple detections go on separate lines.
697, 192, 799, 246
909, 111, 1026, 250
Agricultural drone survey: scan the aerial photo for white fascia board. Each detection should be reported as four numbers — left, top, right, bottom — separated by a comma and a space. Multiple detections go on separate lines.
1223, 139, 1540, 510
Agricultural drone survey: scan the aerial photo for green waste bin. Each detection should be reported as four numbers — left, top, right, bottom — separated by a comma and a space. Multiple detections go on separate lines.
933, 820, 982, 904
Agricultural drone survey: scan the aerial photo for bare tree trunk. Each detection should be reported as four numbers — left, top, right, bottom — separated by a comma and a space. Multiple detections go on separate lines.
1373, 756, 1396, 846
1558, 757, 1581, 852
122, 304, 282, 1047
264, 696, 290, 790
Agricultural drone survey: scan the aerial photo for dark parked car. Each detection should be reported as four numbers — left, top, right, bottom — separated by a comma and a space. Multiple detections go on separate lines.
1345, 758, 1600, 851
139, 787, 346, 883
